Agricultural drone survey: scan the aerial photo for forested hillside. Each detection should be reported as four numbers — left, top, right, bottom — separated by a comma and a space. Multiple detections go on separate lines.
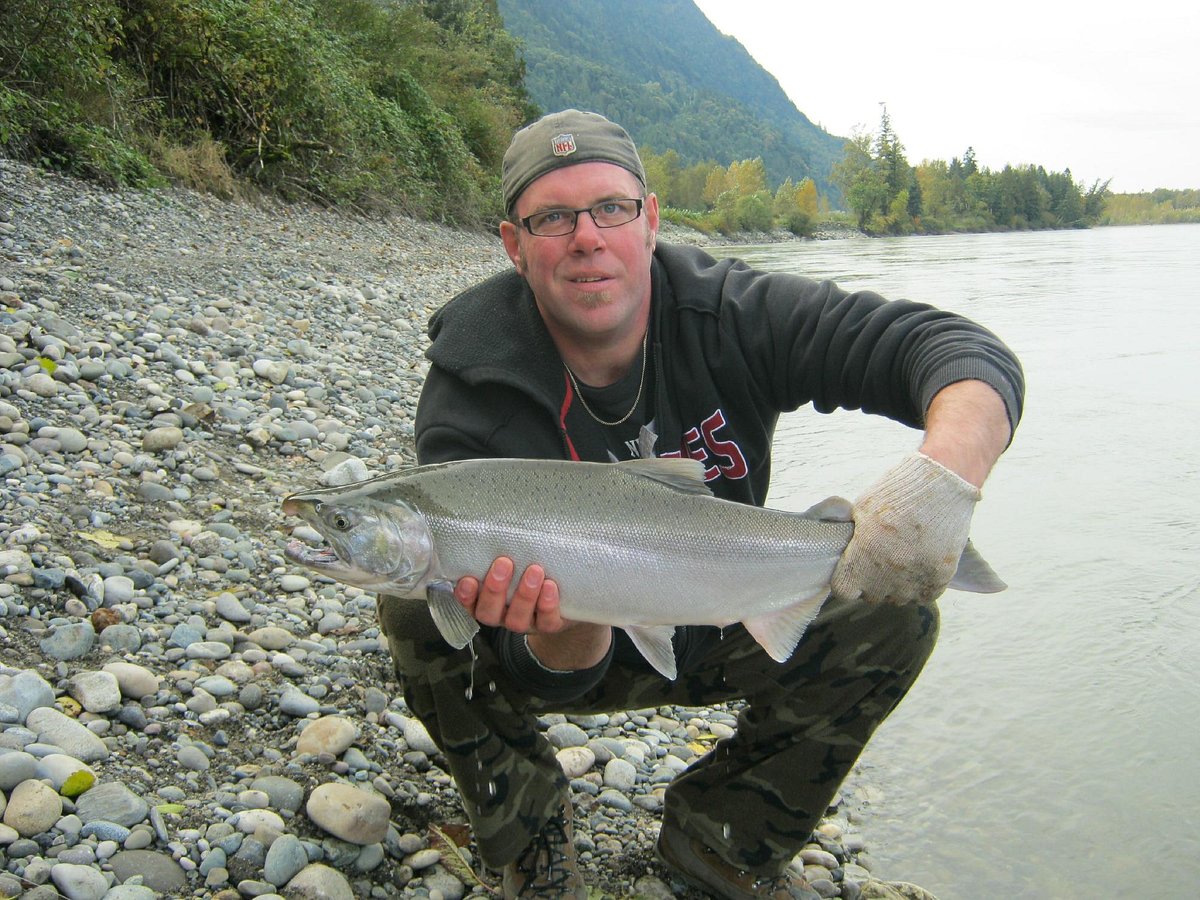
0, 0, 536, 223
494, 0, 846, 195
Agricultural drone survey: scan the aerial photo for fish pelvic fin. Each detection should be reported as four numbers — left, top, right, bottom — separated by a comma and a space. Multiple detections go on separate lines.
426, 580, 480, 649
949, 540, 1007, 593
623, 625, 679, 680
741, 590, 830, 664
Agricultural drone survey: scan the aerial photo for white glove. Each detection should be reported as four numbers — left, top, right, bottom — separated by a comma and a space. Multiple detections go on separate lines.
831, 452, 981, 605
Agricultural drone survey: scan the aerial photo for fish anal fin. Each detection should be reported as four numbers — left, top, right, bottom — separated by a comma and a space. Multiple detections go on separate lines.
949, 540, 1007, 593
427, 580, 480, 649
742, 591, 829, 664
623, 625, 679, 680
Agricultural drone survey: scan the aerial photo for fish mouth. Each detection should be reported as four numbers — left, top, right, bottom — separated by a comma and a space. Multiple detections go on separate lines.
285, 539, 344, 570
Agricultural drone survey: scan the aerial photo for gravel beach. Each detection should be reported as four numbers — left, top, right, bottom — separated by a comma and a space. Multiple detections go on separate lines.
0, 158, 929, 900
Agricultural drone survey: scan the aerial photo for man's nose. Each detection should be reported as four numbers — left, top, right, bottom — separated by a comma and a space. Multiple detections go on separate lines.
569, 210, 605, 248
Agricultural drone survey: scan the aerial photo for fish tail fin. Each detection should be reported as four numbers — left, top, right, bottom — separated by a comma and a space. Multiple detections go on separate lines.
623, 625, 679, 680
742, 590, 829, 664
426, 581, 480, 649
949, 540, 1007, 593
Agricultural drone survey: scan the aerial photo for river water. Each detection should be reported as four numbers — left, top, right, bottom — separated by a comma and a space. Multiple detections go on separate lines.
709, 225, 1200, 899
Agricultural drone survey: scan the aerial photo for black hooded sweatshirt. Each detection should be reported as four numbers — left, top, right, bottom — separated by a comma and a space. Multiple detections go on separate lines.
410, 242, 1024, 698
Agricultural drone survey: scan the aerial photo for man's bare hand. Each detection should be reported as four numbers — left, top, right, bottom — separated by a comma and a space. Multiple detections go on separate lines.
454, 557, 612, 669
454, 557, 566, 634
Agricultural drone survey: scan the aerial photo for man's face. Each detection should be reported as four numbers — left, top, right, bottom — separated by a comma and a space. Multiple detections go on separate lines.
500, 162, 659, 349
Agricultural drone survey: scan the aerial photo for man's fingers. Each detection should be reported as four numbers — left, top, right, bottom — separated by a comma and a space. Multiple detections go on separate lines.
503, 564, 544, 633
471, 557, 514, 626
454, 576, 481, 614
533, 578, 565, 632
453, 559, 564, 632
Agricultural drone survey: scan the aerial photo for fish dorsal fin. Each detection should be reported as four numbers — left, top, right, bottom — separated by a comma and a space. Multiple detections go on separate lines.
426, 580, 480, 649
949, 540, 1007, 593
741, 589, 830, 664
623, 625, 679, 680
615, 458, 712, 497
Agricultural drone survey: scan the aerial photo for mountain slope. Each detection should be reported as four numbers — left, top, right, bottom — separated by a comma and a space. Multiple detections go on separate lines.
495, 0, 846, 194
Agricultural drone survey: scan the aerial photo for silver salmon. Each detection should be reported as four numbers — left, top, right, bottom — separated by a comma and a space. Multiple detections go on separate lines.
282, 457, 1004, 679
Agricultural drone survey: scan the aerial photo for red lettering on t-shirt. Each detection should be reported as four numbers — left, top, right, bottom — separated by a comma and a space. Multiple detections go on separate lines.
660, 409, 749, 482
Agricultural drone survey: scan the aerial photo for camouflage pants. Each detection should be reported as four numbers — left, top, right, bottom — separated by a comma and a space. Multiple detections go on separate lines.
377, 595, 938, 876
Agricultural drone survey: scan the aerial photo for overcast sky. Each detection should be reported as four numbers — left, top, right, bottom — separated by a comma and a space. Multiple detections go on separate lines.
691, 0, 1198, 193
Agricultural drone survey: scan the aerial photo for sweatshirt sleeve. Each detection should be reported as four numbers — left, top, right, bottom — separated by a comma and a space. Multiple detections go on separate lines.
495, 628, 615, 702
717, 261, 1025, 436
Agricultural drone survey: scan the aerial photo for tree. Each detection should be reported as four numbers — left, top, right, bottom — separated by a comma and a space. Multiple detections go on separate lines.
773, 177, 818, 236
641, 147, 682, 208
874, 105, 910, 204
703, 165, 730, 207
674, 161, 712, 212
729, 157, 768, 197
832, 130, 877, 228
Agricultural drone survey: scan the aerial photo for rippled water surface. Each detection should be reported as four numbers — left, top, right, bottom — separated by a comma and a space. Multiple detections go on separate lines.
711, 225, 1200, 899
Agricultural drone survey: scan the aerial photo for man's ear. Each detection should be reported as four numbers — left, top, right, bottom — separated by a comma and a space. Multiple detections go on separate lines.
499, 220, 523, 274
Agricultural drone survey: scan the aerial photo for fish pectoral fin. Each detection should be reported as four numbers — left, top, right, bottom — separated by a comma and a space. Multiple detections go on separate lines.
623, 625, 679, 680
426, 580, 480, 649
742, 590, 829, 664
949, 540, 1007, 593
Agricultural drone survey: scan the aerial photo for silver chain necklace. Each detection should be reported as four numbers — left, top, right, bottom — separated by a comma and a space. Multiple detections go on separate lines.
563, 330, 648, 428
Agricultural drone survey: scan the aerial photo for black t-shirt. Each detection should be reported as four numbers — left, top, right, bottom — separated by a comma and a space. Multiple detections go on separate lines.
568, 348, 656, 461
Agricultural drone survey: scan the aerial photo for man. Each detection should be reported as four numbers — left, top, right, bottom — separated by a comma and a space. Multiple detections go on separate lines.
378, 109, 1023, 899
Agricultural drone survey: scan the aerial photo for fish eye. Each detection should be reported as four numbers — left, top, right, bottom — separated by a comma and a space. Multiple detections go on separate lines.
331, 512, 353, 531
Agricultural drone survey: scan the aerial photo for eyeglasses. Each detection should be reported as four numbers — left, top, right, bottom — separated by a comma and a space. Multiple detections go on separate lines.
518, 198, 644, 236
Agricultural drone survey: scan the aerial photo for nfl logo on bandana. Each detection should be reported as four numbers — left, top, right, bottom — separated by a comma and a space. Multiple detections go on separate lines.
552, 133, 577, 157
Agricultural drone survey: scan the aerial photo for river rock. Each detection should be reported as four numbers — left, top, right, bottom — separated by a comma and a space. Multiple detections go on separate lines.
99, 886, 157, 900
278, 687, 320, 717
0, 750, 39, 790
68, 670, 122, 713
3, 778, 63, 836
284, 863, 355, 900
102, 662, 160, 699
106, 850, 187, 893
398, 715, 439, 755
305, 782, 390, 845
263, 832, 308, 886
101, 575, 136, 604
25, 706, 110, 761
556, 746, 596, 779
142, 426, 183, 451
247, 626, 295, 650
36, 754, 96, 794
74, 781, 149, 827
39, 621, 95, 660
0, 670, 54, 721
50, 862, 111, 900
250, 775, 305, 813
296, 715, 359, 757
214, 591, 253, 623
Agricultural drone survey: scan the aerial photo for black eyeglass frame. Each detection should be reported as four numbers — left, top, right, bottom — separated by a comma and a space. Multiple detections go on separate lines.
517, 198, 644, 236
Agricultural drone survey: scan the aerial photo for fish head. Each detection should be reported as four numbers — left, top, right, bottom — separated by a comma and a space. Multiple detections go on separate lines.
282, 492, 433, 592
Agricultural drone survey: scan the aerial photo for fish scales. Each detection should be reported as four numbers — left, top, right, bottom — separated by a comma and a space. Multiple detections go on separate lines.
389, 459, 852, 628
